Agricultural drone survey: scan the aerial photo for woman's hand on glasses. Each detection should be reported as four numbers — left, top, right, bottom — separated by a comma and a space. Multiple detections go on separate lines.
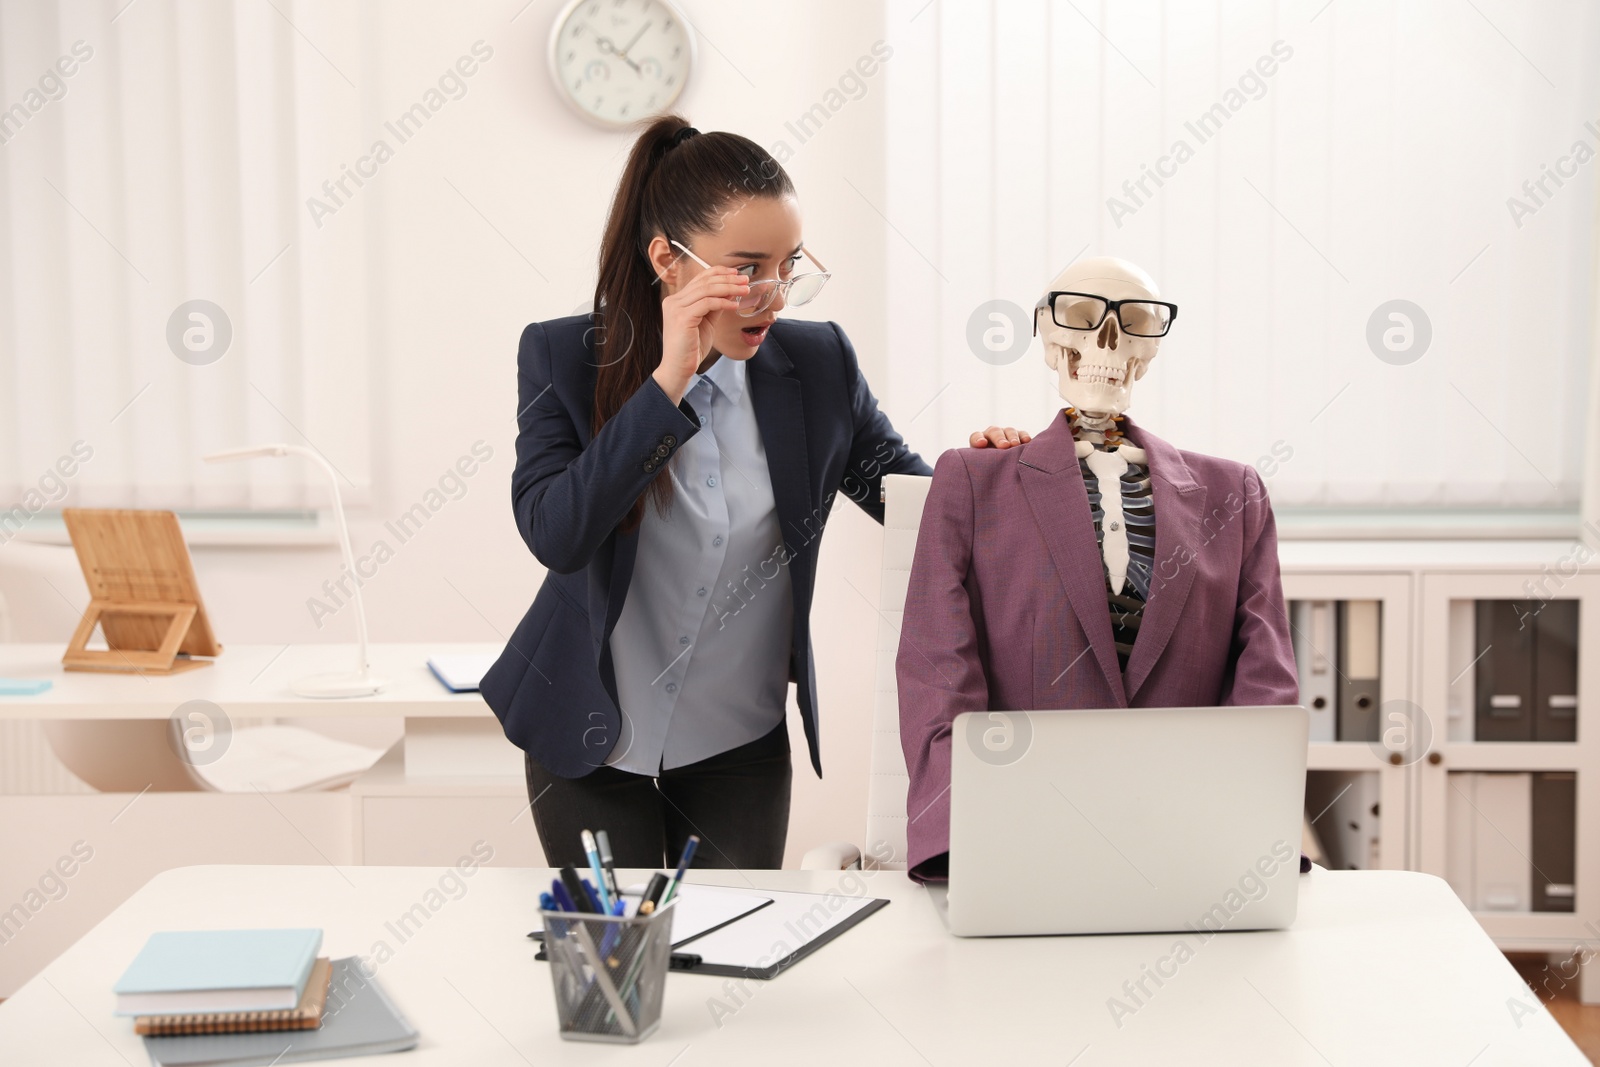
969, 426, 1032, 449
654, 265, 748, 405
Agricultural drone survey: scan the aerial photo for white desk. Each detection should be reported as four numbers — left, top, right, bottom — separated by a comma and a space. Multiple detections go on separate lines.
0, 865, 1582, 1065
0, 643, 539, 999
0, 642, 516, 777
0, 643, 496, 720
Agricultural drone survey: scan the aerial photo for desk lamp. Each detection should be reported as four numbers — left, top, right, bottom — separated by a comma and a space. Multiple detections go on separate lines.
203, 444, 388, 698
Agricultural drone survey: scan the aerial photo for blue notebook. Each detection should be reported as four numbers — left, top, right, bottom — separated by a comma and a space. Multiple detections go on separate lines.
426, 652, 498, 693
114, 929, 322, 1017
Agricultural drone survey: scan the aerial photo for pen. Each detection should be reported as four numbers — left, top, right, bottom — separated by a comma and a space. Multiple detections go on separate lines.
581, 877, 604, 914
581, 829, 614, 912
539, 891, 557, 912
662, 834, 699, 905
637, 872, 668, 915
642, 872, 668, 905
595, 829, 621, 903
560, 866, 594, 913
550, 877, 578, 913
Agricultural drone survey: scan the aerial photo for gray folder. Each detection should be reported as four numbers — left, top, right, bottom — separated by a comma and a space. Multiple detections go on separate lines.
1336, 600, 1381, 742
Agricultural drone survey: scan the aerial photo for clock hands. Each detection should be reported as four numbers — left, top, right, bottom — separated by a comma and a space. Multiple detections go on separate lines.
583, 20, 651, 77
620, 21, 652, 58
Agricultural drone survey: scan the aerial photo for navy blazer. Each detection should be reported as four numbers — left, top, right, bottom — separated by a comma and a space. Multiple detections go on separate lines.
481, 314, 932, 779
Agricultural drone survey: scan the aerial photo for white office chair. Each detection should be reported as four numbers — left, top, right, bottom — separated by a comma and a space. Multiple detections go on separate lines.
795, 480, 1329, 876
0, 540, 382, 793
802, 474, 931, 871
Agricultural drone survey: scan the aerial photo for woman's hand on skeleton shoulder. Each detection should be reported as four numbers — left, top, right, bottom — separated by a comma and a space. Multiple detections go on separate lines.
969, 426, 1032, 449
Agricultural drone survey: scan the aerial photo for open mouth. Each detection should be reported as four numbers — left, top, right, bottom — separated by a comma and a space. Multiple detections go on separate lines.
739, 321, 773, 346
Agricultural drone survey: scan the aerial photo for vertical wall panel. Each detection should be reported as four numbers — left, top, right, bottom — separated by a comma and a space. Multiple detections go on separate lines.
886, 0, 1598, 510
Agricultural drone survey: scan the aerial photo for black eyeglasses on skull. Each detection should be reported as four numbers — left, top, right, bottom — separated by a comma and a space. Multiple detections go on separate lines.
1033, 291, 1179, 337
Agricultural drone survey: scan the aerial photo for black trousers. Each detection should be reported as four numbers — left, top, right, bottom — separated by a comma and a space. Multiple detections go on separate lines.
524, 721, 792, 870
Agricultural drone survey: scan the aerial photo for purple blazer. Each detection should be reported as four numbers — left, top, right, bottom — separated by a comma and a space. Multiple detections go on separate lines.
896, 410, 1299, 880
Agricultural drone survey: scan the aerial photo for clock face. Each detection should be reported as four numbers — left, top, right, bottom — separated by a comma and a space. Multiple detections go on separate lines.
549, 0, 695, 128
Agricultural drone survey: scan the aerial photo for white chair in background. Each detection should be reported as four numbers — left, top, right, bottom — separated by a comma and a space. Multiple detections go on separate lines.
0, 539, 382, 793
802, 474, 932, 871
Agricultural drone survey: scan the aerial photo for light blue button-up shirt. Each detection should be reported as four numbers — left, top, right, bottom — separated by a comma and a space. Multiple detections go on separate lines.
607, 355, 794, 774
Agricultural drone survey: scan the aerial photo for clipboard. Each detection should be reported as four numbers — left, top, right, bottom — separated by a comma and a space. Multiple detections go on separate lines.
676, 889, 890, 980
530, 885, 890, 980
60, 509, 221, 675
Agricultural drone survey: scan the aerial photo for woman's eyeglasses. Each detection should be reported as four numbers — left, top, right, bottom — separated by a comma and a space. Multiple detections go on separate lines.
669, 239, 831, 317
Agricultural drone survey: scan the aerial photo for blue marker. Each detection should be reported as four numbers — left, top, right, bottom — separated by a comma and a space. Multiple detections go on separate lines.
539, 891, 557, 912
599, 897, 627, 959
550, 878, 578, 913
662, 834, 700, 905
581, 829, 614, 912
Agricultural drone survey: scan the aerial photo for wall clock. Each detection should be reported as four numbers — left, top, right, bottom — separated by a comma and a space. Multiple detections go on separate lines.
548, 0, 696, 128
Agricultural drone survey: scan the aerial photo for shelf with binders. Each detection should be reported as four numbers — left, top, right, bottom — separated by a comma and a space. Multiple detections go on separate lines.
1281, 575, 1413, 753
1415, 570, 1600, 954
1443, 768, 1578, 922
1418, 571, 1594, 769
1443, 595, 1580, 748
1281, 573, 1412, 869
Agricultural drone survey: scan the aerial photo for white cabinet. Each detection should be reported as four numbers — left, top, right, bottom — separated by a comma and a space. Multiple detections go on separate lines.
1280, 570, 1412, 872
1281, 542, 1599, 1004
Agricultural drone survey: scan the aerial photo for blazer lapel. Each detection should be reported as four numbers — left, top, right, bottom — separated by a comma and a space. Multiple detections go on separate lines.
1016, 411, 1127, 706
1118, 415, 1208, 703
745, 336, 814, 587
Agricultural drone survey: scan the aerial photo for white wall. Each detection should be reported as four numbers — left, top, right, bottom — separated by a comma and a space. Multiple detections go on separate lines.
882, 0, 1599, 513
168, 0, 907, 865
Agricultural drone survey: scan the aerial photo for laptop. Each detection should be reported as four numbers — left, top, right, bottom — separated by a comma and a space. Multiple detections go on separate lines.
944, 705, 1308, 937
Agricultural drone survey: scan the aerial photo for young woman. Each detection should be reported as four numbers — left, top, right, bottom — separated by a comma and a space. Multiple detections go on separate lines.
480, 115, 1027, 870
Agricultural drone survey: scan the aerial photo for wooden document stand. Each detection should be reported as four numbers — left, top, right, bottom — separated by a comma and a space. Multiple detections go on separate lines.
61, 509, 222, 675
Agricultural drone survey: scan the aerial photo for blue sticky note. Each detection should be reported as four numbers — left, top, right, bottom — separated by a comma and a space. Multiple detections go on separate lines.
0, 678, 51, 696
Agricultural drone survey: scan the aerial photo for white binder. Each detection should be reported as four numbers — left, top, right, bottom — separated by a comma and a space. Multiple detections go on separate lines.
1291, 600, 1337, 743
1447, 772, 1533, 912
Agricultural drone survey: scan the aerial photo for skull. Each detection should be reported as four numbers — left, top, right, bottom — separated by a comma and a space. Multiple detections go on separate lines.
1035, 257, 1171, 419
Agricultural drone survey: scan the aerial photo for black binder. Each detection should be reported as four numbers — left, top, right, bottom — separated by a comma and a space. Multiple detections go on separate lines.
1530, 772, 1576, 912
1534, 600, 1580, 743
1475, 600, 1536, 742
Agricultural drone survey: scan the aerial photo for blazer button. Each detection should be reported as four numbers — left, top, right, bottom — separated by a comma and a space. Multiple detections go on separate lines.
655, 444, 670, 458
643, 460, 656, 473
663, 435, 677, 447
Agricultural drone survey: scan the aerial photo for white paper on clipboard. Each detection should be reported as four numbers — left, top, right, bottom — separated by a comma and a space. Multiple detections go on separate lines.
620, 883, 773, 947
676, 886, 883, 972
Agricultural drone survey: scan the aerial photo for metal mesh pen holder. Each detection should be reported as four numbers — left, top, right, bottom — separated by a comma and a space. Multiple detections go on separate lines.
541, 900, 676, 1043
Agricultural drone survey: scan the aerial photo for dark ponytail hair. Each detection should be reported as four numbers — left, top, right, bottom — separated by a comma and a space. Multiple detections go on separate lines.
592, 114, 794, 531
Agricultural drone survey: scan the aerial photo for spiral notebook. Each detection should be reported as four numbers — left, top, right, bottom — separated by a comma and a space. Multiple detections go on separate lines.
142, 957, 417, 1067
136, 959, 332, 1036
